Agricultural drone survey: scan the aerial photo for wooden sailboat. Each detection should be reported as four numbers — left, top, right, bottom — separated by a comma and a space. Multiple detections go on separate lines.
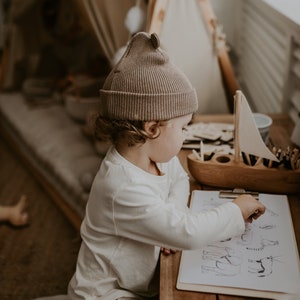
187, 90, 300, 194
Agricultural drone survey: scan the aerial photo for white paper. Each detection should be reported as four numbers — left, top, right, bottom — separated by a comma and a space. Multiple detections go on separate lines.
178, 191, 300, 293
184, 122, 234, 142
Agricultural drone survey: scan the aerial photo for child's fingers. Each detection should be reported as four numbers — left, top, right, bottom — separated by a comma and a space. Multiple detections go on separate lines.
247, 206, 265, 223
160, 247, 177, 255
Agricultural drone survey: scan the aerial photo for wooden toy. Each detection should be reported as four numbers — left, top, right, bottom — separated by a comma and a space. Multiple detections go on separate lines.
188, 91, 300, 194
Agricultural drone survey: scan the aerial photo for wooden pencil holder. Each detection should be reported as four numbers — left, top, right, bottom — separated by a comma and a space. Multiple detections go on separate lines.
187, 153, 300, 194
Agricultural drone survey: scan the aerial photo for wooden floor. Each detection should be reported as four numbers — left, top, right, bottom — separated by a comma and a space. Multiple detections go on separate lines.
0, 136, 81, 300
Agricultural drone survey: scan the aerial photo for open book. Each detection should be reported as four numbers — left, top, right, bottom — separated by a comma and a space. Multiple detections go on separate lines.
177, 190, 300, 299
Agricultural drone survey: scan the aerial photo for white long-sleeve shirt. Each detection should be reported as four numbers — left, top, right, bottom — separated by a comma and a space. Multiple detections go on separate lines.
68, 146, 245, 299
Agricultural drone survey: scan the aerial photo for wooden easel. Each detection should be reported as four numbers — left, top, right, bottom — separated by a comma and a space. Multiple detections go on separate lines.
147, 0, 239, 113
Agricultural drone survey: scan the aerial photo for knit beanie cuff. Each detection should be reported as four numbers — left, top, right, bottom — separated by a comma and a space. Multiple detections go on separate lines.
100, 89, 197, 120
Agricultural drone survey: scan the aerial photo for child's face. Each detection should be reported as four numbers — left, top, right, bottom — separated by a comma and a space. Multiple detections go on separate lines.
149, 114, 192, 163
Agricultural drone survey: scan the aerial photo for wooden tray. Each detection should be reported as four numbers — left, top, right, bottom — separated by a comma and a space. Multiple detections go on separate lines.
187, 153, 300, 194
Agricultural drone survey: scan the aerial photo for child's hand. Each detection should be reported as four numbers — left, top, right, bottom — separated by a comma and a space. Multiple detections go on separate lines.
160, 247, 177, 256
233, 194, 265, 223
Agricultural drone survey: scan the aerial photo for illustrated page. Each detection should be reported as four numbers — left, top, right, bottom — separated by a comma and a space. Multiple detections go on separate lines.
178, 191, 300, 293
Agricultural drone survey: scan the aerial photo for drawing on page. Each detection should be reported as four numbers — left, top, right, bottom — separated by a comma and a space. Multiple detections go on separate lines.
238, 224, 253, 246
237, 223, 279, 251
248, 255, 283, 277
246, 238, 279, 251
178, 191, 300, 295
256, 207, 279, 230
201, 245, 242, 276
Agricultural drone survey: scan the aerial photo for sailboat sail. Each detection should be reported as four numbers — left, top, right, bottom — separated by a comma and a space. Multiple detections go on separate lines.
235, 91, 279, 162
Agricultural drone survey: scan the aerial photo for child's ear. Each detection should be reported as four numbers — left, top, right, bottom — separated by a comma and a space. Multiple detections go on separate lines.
144, 121, 160, 138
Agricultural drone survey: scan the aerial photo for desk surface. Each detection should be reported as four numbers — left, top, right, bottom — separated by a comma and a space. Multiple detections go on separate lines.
159, 114, 300, 300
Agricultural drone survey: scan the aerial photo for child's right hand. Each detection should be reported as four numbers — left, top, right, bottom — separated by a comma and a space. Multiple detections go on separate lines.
233, 194, 265, 223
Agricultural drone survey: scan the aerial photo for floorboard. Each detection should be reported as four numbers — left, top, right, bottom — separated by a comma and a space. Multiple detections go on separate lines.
0, 136, 81, 300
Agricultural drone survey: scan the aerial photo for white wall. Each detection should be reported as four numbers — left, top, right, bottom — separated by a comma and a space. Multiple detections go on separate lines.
210, 0, 241, 50
262, 0, 300, 26
210, 0, 300, 118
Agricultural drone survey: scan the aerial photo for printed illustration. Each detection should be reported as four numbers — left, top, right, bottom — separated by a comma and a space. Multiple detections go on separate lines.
178, 191, 300, 295
248, 256, 283, 277
201, 245, 242, 276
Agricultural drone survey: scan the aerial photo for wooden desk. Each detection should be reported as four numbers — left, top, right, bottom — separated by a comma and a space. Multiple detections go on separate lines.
159, 114, 300, 300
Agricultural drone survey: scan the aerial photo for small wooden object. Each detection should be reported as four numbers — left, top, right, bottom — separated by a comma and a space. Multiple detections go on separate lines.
187, 153, 300, 194
188, 91, 300, 194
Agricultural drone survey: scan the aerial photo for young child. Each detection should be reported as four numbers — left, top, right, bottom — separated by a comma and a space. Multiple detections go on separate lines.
39, 32, 265, 300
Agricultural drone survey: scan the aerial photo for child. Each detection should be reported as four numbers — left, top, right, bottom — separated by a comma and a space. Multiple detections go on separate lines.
39, 32, 265, 300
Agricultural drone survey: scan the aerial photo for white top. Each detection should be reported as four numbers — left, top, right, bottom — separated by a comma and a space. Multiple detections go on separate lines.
68, 146, 245, 299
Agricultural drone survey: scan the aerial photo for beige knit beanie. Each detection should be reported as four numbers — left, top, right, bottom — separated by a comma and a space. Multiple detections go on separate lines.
99, 32, 198, 120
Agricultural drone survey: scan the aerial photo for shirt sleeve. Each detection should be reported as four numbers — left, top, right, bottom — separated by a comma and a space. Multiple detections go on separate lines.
112, 182, 245, 251
164, 156, 190, 210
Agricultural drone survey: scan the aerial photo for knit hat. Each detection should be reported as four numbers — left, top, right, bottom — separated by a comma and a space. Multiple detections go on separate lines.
99, 32, 198, 120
